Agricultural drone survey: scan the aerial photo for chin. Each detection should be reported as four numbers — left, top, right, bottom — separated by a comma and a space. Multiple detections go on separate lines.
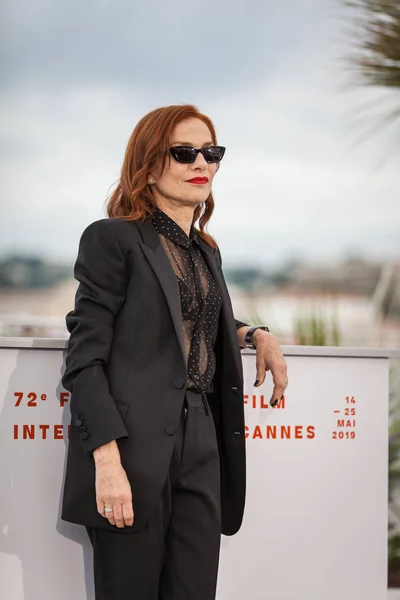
192, 190, 210, 201
193, 197, 208, 206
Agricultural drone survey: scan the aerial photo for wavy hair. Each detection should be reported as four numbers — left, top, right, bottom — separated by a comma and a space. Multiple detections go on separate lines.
105, 104, 221, 248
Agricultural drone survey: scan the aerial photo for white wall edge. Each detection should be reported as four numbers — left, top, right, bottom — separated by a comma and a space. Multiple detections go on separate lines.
0, 336, 399, 358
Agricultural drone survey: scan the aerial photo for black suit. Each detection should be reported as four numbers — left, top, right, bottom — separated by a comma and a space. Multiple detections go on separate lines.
61, 216, 247, 537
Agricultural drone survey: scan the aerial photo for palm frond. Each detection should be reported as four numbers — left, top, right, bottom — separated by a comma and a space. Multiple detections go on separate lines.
343, 0, 400, 91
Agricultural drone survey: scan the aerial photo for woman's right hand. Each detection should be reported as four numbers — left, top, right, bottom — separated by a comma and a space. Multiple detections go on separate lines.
93, 440, 134, 528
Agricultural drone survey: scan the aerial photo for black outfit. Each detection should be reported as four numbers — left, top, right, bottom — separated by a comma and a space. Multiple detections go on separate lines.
151, 206, 223, 394
61, 212, 250, 599
86, 389, 222, 600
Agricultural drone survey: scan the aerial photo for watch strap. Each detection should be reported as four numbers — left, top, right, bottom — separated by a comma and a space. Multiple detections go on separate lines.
244, 325, 270, 348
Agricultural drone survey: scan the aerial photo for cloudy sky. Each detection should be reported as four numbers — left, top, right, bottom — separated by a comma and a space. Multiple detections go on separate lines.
0, 0, 398, 268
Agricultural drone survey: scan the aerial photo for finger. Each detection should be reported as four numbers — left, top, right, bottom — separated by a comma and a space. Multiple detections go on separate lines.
270, 375, 286, 401
113, 504, 125, 529
104, 504, 116, 526
254, 358, 267, 387
270, 392, 285, 408
269, 365, 288, 404
97, 501, 106, 518
122, 501, 134, 527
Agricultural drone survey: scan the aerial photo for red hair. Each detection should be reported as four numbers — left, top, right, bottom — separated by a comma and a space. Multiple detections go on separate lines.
106, 104, 221, 249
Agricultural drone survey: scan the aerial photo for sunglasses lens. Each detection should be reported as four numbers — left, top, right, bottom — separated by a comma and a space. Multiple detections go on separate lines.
203, 146, 224, 163
170, 147, 196, 163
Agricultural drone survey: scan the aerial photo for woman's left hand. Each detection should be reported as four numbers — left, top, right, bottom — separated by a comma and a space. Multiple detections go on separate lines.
252, 330, 288, 407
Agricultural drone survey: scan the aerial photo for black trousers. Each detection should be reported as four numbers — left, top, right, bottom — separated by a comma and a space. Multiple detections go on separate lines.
86, 389, 222, 600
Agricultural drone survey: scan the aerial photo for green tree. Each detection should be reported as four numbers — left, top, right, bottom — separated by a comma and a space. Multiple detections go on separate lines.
344, 1, 400, 133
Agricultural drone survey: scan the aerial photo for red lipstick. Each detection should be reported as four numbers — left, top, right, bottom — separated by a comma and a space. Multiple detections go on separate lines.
186, 177, 209, 184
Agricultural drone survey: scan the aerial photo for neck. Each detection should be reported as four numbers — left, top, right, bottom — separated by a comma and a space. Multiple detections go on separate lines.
154, 200, 197, 237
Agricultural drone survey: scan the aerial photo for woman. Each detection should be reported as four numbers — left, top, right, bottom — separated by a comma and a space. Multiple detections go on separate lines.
61, 104, 288, 600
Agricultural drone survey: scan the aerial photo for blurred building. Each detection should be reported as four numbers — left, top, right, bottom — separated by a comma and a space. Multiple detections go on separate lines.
0, 256, 399, 348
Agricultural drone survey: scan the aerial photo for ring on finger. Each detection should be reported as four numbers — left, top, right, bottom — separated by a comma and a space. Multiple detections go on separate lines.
104, 507, 113, 514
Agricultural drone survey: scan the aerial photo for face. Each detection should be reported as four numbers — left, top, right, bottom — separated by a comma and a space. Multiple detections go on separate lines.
149, 117, 219, 209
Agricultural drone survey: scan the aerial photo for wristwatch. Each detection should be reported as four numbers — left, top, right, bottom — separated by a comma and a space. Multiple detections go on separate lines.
244, 325, 270, 349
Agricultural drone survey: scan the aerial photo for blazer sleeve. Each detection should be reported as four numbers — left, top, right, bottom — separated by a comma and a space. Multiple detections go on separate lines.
215, 245, 250, 331
62, 219, 129, 455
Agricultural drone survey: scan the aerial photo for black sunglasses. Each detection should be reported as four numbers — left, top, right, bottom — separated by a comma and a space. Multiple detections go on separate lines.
167, 145, 226, 164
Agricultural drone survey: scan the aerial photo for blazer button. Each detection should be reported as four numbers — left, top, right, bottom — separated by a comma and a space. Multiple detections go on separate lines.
80, 431, 89, 440
75, 418, 83, 427
165, 425, 176, 436
174, 379, 185, 389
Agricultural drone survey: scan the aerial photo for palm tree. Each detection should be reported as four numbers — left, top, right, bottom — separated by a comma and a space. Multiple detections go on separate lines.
343, 1, 400, 134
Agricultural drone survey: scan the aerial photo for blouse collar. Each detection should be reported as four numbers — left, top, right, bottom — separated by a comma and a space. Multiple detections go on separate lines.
151, 206, 199, 249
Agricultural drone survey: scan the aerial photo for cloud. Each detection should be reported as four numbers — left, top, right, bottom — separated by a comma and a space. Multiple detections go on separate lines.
2, 0, 339, 91
0, 0, 398, 267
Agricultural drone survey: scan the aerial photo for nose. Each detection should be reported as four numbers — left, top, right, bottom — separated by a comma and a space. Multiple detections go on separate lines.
192, 151, 209, 170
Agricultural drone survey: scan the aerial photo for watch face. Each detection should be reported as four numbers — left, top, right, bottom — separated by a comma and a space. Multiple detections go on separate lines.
245, 326, 268, 347
245, 327, 256, 345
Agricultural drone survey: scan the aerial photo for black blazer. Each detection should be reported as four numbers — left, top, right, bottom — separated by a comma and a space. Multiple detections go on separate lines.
61, 216, 248, 536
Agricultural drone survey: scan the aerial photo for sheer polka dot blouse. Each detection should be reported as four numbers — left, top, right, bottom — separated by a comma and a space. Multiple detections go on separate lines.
151, 207, 223, 394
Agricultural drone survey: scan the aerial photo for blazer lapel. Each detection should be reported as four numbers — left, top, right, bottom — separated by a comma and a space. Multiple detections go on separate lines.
137, 219, 186, 369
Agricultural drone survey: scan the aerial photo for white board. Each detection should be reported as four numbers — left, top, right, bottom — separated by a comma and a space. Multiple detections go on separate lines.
0, 343, 391, 599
